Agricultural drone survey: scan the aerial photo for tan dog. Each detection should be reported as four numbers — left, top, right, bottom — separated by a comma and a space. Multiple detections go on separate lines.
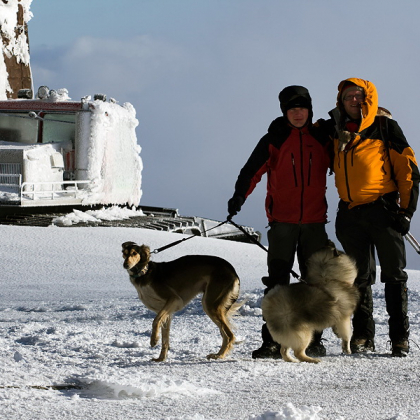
122, 242, 241, 362
261, 242, 359, 363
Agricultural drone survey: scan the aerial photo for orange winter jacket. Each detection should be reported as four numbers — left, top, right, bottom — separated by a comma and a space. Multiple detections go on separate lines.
330, 78, 419, 217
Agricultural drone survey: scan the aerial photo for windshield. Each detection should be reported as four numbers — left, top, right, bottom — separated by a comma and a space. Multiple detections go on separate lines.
0, 112, 76, 145
42, 113, 75, 144
0, 112, 38, 144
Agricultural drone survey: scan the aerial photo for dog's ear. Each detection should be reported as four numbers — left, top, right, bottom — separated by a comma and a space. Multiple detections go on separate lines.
138, 245, 151, 263
122, 241, 137, 250
325, 239, 340, 258
326, 239, 336, 249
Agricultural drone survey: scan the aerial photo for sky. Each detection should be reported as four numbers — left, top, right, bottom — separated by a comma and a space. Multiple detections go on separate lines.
1, 220, 420, 419
26, 0, 420, 268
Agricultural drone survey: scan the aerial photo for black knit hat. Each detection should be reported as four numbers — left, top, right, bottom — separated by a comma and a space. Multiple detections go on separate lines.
279, 85, 312, 116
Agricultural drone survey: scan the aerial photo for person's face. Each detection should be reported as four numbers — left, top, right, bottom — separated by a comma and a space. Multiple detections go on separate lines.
286, 107, 309, 128
342, 89, 365, 119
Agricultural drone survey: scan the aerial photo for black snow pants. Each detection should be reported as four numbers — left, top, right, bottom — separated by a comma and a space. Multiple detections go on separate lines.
335, 199, 409, 343
260, 221, 329, 345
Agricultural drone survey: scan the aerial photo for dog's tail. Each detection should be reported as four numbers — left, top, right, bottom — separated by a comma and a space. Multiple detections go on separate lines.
222, 278, 245, 327
227, 298, 246, 317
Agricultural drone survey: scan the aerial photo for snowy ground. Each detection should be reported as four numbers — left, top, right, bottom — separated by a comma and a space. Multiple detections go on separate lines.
1, 213, 420, 420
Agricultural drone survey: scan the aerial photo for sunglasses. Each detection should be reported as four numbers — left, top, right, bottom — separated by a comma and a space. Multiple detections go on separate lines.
343, 94, 365, 102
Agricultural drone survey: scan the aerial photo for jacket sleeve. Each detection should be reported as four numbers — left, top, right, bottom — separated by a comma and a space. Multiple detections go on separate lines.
233, 134, 271, 200
387, 119, 419, 218
312, 118, 335, 173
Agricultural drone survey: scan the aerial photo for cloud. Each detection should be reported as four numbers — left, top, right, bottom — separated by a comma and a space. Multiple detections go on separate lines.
31, 35, 189, 99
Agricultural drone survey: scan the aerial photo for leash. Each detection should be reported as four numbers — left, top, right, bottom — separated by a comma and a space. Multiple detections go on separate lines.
151, 215, 300, 280
151, 220, 229, 254
227, 217, 300, 280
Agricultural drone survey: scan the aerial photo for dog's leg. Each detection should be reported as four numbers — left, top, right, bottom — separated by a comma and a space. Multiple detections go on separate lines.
293, 332, 321, 363
152, 316, 172, 362
294, 349, 321, 364
150, 297, 181, 360
333, 316, 352, 354
202, 280, 240, 360
280, 346, 298, 363
203, 299, 236, 360
205, 308, 236, 360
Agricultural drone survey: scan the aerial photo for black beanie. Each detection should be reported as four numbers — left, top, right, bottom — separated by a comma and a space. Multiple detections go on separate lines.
279, 85, 312, 116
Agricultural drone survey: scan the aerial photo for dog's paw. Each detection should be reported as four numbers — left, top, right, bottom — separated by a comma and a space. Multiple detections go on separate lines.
342, 342, 352, 354
151, 356, 166, 362
206, 353, 224, 360
150, 335, 159, 347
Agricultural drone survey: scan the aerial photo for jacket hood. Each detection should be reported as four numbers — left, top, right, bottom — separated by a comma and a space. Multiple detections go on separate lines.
337, 78, 378, 132
267, 116, 288, 134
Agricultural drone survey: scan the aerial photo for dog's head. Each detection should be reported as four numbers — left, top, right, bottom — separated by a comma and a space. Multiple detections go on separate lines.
122, 242, 150, 270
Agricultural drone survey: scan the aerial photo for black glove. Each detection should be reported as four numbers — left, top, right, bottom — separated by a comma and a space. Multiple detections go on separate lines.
227, 195, 244, 220
393, 213, 411, 236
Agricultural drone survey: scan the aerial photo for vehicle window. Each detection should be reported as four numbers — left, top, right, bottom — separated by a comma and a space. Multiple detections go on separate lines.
0, 113, 38, 144
42, 114, 75, 144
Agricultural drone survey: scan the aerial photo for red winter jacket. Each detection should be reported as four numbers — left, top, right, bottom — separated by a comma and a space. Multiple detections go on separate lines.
233, 117, 330, 224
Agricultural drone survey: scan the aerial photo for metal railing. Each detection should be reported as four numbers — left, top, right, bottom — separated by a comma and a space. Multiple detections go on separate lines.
0, 163, 22, 190
20, 180, 91, 201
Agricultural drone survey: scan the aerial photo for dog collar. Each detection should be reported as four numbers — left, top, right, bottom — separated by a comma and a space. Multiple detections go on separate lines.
131, 264, 149, 278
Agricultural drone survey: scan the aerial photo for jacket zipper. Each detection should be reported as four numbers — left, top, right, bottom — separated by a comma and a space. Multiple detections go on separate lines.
291, 153, 298, 187
299, 130, 304, 221
308, 152, 312, 186
343, 150, 352, 202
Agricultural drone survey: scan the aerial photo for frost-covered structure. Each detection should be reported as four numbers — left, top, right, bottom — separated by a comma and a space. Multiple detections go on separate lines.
0, 88, 143, 207
0, 1, 142, 207
0, 0, 32, 99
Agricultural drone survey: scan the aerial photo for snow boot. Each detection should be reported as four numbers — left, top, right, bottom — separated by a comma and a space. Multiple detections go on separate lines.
252, 323, 282, 359
391, 340, 409, 357
385, 282, 409, 350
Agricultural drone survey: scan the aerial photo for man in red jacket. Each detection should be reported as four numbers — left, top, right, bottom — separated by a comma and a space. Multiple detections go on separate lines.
228, 85, 331, 359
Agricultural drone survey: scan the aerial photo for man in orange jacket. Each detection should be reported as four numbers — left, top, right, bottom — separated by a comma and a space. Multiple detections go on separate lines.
328, 78, 419, 356
228, 85, 331, 359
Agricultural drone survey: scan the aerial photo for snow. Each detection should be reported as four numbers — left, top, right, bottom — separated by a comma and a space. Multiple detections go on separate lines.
52, 205, 145, 226
83, 99, 142, 206
1, 213, 420, 420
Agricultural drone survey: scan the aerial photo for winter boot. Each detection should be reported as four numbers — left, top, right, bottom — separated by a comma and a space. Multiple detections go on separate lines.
252, 323, 282, 359
306, 332, 326, 357
350, 338, 375, 353
385, 282, 409, 353
391, 340, 409, 357
252, 342, 282, 359
352, 286, 375, 344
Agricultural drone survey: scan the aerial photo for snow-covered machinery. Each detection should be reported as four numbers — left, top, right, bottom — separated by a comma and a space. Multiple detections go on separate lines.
0, 86, 261, 243
0, 2, 261, 243
0, 86, 142, 207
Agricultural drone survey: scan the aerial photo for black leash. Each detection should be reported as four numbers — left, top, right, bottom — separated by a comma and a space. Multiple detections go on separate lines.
227, 217, 300, 280
227, 217, 269, 254
151, 220, 228, 254
151, 215, 300, 280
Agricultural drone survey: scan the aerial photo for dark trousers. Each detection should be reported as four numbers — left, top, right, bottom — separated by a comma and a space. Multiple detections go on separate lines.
266, 222, 329, 285
260, 222, 329, 345
336, 200, 409, 342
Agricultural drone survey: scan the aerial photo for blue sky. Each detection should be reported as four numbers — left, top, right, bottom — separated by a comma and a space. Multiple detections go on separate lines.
27, 0, 420, 268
